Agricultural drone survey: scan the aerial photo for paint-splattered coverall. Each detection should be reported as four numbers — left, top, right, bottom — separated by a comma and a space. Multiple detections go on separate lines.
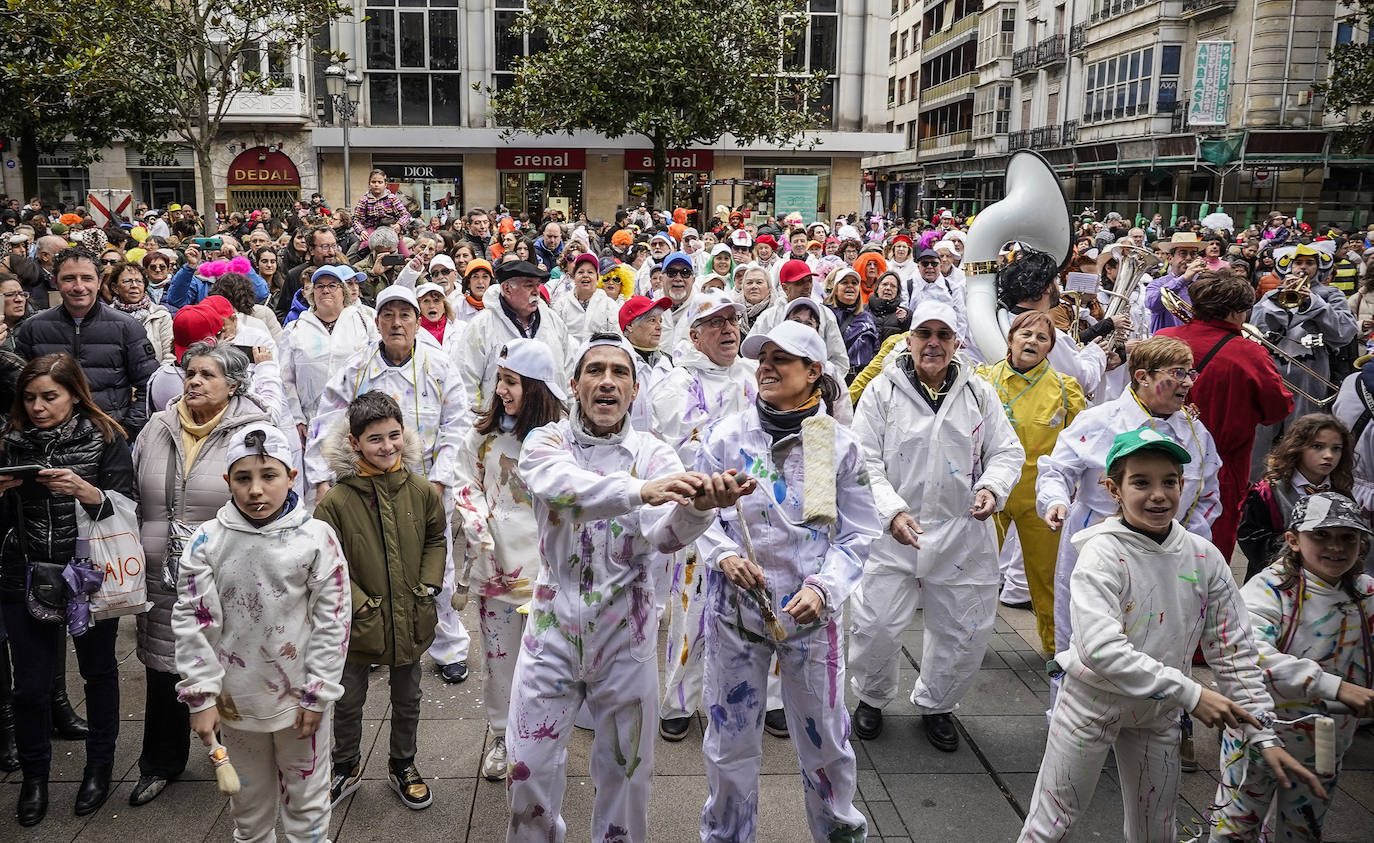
848, 352, 1024, 716
1017, 519, 1277, 843
1208, 564, 1374, 841
506, 415, 715, 843
694, 406, 880, 842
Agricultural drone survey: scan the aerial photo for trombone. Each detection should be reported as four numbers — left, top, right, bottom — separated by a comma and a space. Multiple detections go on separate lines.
1158, 288, 1339, 407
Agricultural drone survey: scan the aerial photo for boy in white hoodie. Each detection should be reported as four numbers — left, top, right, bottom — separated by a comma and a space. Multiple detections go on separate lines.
1017, 428, 1323, 843
173, 423, 350, 843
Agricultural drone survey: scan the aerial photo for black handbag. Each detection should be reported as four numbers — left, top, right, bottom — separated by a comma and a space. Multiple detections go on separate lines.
25, 561, 68, 623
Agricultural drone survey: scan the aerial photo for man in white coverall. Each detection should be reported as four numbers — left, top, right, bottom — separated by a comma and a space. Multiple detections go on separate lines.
506, 333, 749, 843
848, 300, 1024, 752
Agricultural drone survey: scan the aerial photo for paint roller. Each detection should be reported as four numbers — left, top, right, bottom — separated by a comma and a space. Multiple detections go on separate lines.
1258, 700, 1350, 779
207, 739, 241, 795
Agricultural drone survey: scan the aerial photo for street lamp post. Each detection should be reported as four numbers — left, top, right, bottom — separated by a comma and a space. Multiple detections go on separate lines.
324, 63, 363, 211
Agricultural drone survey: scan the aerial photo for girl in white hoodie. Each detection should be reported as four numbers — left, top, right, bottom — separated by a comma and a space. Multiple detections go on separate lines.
1208, 491, 1374, 842
1018, 429, 1322, 843
173, 423, 350, 843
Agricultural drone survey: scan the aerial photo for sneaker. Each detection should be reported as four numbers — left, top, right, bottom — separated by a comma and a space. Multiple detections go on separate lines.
439, 661, 469, 684
763, 708, 789, 739
388, 760, 433, 809
329, 762, 363, 807
481, 737, 507, 781
659, 716, 691, 742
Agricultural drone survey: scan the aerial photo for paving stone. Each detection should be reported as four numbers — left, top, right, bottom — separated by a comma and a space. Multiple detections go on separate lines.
883, 772, 1024, 838
958, 715, 1050, 773
857, 716, 987, 775
70, 779, 228, 842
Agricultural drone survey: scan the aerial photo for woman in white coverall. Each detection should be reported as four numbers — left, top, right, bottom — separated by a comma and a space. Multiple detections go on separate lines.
1036, 335, 1222, 655
696, 320, 880, 842
506, 334, 748, 843
848, 300, 1024, 752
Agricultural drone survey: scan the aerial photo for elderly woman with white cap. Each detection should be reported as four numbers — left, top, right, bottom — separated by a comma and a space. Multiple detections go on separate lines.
277, 265, 379, 448
451, 339, 567, 781
305, 283, 475, 684
848, 300, 1024, 753
695, 319, 880, 842
507, 333, 745, 843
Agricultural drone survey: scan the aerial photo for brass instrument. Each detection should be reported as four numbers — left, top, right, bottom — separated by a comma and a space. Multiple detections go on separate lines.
1102, 243, 1159, 325
1158, 288, 1338, 407
1275, 269, 1313, 310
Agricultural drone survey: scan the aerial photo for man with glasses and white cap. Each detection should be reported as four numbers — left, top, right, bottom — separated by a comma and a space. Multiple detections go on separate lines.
748, 259, 852, 374
651, 290, 758, 741
456, 259, 573, 413
657, 251, 700, 354
507, 332, 750, 843
849, 300, 1024, 753
306, 283, 474, 684
905, 247, 969, 347
635, 231, 677, 292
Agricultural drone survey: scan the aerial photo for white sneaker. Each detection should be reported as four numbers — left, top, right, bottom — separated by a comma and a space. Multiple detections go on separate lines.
482, 736, 507, 781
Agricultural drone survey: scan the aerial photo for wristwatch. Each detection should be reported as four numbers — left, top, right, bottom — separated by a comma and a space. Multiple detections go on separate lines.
1252, 737, 1284, 752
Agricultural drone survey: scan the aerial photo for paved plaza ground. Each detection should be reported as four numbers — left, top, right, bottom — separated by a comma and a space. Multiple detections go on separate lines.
3, 595, 1372, 842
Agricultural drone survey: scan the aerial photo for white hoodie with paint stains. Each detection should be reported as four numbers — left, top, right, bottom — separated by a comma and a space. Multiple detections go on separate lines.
172, 498, 351, 732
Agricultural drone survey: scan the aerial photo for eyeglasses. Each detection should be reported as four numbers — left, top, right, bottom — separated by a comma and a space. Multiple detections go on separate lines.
147, 263, 168, 271
665, 268, 693, 278
312, 282, 343, 292
100, 258, 120, 266
918, 260, 940, 268
731, 246, 752, 253
430, 268, 455, 277
912, 328, 957, 342
1152, 367, 1199, 380
696, 315, 739, 331
2, 291, 29, 300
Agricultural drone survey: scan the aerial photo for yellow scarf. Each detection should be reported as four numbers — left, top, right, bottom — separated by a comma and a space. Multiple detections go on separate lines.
177, 401, 227, 470
356, 453, 405, 477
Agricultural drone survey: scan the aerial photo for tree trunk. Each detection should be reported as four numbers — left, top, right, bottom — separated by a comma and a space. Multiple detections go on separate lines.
652, 129, 668, 215
196, 93, 218, 232
18, 130, 39, 202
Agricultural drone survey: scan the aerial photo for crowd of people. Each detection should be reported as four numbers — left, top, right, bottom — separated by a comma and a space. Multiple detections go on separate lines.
0, 176, 1372, 843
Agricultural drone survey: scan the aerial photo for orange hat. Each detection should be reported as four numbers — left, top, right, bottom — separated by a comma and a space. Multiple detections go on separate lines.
498, 217, 516, 235
611, 229, 634, 248
672, 207, 689, 225
464, 258, 494, 278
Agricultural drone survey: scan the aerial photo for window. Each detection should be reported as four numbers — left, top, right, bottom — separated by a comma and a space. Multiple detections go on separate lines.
1083, 45, 1175, 124
234, 42, 296, 89
492, 0, 547, 93
919, 42, 976, 91
900, 32, 908, 57
366, 0, 462, 126
1336, 21, 1354, 44
977, 7, 1015, 66
890, 32, 898, 61
781, 1, 840, 128
898, 77, 907, 105
887, 76, 896, 107
973, 83, 1012, 138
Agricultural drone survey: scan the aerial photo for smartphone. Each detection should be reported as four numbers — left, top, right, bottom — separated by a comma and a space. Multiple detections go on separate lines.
0, 464, 46, 478
380, 254, 406, 268
231, 345, 256, 359
192, 237, 222, 250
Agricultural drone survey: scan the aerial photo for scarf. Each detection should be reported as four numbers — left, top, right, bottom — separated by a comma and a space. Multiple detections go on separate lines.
860, 276, 877, 304
465, 293, 486, 311
357, 452, 405, 477
420, 314, 447, 345
176, 400, 228, 470
498, 292, 541, 339
868, 294, 899, 318
111, 295, 153, 322
631, 344, 659, 365
756, 388, 822, 443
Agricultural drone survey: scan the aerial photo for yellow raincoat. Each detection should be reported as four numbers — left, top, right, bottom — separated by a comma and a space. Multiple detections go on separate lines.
976, 357, 1085, 653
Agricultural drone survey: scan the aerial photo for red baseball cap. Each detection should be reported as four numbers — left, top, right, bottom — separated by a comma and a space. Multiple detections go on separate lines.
778, 259, 816, 287
618, 295, 671, 332
172, 304, 226, 361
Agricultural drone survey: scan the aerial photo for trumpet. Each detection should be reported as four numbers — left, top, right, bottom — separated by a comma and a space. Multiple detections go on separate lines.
1275, 269, 1313, 310
1158, 288, 1338, 407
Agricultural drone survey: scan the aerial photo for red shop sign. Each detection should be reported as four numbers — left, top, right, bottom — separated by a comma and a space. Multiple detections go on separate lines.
496, 148, 586, 170
227, 147, 300, 186
625, 149, 714, 171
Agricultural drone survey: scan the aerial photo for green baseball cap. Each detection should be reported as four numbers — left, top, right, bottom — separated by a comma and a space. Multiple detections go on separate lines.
1105, 428, 1191, 472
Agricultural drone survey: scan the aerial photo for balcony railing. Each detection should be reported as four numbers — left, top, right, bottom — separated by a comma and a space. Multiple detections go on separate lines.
1012, 47, 1038, 75
919, 72, 978, 103
1036, 34, 1066, 67
1030, 125, 1061, 149
1069, 23, 1087, 54
1061, 119, 1079, 145
917, 130, 973, 152
222, 83, 310, 122
922, 12, 980, 53
1008, 129, 1031, 151
1180, 0, 1236, 19
1166, 99, 1189, 133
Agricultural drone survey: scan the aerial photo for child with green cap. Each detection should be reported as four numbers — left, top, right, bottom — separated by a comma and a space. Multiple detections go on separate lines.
1017, 428, 1323, 842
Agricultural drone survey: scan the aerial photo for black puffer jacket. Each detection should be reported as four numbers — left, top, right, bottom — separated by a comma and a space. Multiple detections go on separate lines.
15, 301, 158, 437
0, 416, 136, 601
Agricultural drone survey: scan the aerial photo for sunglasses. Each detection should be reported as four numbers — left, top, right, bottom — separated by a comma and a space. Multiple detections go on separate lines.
430, 268, 456, 277
665, 268, 693, 278
912, 328, 957, 341
100, 258, 121, 266
312, 282, 343, 292
918, 260, 940, 267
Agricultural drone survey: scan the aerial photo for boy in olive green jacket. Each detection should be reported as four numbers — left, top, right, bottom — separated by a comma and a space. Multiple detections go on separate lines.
315, 390, 446, 811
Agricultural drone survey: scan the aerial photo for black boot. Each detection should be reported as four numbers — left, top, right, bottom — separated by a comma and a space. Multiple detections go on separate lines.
17, 776, 47, 827
51, 648, 88, 741
0, 642, 18, 772
75, 764, 112, 816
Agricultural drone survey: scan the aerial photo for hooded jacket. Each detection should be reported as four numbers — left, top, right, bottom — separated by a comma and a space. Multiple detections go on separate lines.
551, 287, 619, 346
456, 285, 574, 413
314, 426, 446, 666
1057, 518, 1277, 745
278, 304, 379, 426
452, 425, 540, 605
749, 297, 852, 374
172, 497, 349, 731
852, 349, 1024, 584
133, 395, 274, 673
651, 346, 757, 469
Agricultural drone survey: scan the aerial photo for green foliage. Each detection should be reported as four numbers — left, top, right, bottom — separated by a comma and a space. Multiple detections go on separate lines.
485, 0, 824, 206
1318, 2, 1374, 153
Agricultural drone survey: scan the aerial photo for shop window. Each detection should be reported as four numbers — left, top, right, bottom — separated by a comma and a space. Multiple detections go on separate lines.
365, 0, 462, 126
38, 165, 90, 208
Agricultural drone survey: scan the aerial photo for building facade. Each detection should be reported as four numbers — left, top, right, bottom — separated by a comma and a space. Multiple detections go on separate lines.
866, 0, 1374, 230
0, 0, 900, 224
